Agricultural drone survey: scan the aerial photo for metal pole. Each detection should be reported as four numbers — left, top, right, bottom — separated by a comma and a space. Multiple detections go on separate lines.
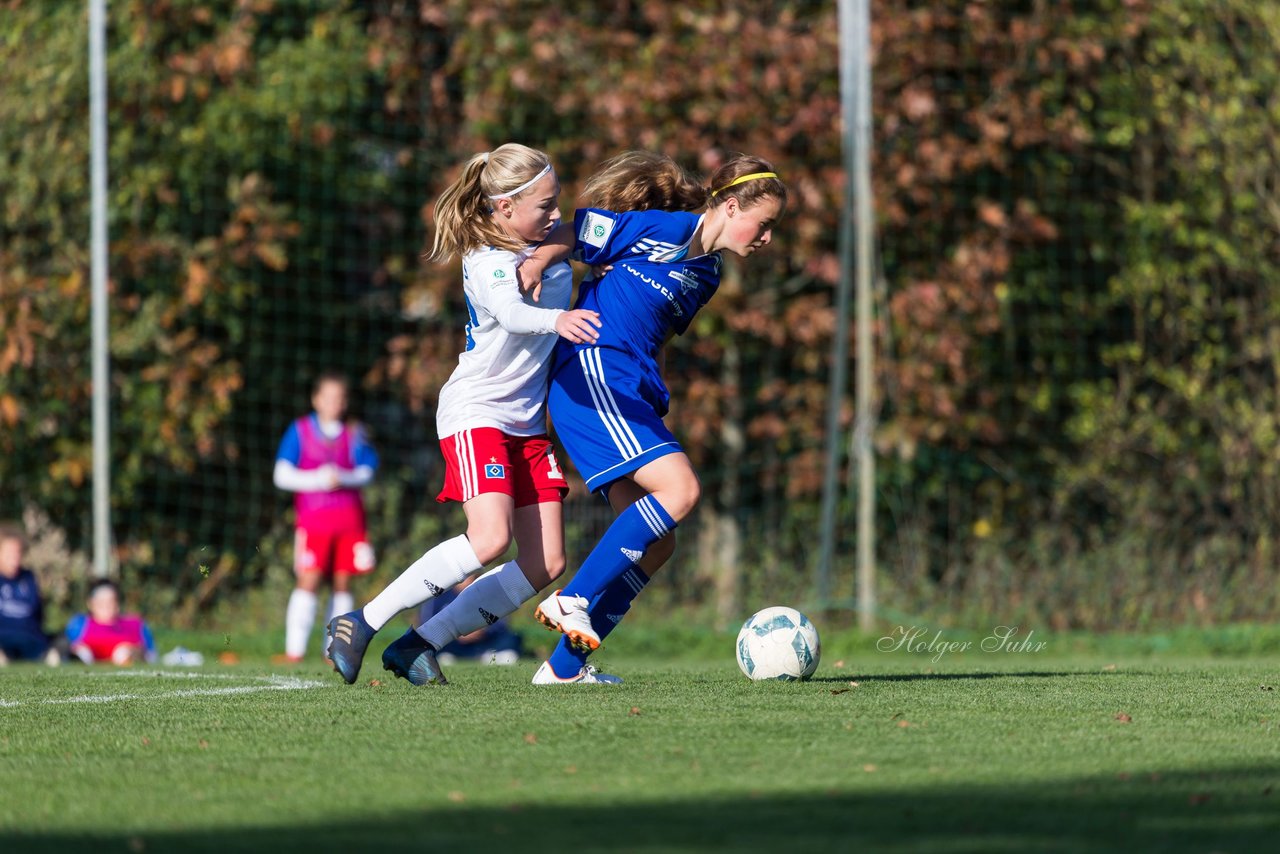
89, 0, 111, 578
851, 0, 877, 631
816, 0, 859, 606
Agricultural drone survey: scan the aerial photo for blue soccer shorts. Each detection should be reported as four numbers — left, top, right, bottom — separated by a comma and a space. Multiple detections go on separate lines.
547, 346, 683, 494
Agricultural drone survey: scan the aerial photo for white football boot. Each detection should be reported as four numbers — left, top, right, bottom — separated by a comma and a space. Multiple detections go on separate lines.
533, 590, 601, 653
531, 661, 623, 685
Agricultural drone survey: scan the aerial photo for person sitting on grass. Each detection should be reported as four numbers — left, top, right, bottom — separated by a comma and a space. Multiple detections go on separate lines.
0, 526, 60, 667
66, 579, 157, 666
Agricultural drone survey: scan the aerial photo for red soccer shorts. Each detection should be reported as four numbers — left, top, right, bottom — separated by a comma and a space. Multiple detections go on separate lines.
294, 528, 376, 577
437, 428, 569, 508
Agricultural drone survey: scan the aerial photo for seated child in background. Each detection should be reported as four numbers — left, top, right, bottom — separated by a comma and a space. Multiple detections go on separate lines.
0, 527, 59, 667
66, 579, 156, 665
417, 576, 524, 666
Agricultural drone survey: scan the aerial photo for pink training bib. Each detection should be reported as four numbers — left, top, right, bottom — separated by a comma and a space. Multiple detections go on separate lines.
293, 417, 366, 531
76, 615, 147, 662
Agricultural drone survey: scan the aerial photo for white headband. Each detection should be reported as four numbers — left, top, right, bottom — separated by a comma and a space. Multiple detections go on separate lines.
487, 162, 553, 200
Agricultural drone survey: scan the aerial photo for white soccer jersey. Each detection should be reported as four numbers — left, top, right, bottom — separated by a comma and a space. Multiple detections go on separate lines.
435, 246, 572, 438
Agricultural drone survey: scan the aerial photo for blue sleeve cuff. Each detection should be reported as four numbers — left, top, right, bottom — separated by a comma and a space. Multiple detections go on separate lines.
276, 423, 302, 464
65, 613, 87, 643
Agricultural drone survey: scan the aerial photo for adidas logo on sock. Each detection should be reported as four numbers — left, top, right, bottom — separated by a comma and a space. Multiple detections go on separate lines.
606, 613, 624, 624
424, 581, 443, 595
620, 547, 644, 564
479, 608, 499, 625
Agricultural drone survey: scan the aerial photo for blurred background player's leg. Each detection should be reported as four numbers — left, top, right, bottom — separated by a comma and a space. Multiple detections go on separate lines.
324, 587, 353, 659
322, 533, 367, 658
285, 576, 320, 661
283, 528, 330, 661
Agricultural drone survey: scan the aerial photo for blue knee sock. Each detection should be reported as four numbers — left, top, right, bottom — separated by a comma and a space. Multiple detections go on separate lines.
561, 496, 674, 602
548, 566, 649, 678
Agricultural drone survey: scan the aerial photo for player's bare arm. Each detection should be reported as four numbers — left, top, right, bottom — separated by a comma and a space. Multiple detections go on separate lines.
517, 222, 576, 302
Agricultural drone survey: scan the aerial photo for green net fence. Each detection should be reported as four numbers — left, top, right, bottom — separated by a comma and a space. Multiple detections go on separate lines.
2, 0, 1277, 632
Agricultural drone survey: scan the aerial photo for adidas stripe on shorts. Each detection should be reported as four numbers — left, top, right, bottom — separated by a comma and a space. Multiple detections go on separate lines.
547, 345, 683, 494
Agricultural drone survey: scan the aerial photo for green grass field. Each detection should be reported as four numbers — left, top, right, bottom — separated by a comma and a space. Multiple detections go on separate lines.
2, 628, 1278, 853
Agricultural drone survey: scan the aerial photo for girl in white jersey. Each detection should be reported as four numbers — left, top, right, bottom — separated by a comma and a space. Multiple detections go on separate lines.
326, 143, 602, 686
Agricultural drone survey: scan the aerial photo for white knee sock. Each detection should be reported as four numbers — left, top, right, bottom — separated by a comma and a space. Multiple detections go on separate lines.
418, 560, 535, 650
328, 591, 355, 624
285, 588, 318, 658
323, 591, 355, 655
361, 535, 483, 631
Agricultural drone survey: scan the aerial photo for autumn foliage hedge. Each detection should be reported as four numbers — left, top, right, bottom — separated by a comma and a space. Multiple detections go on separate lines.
1, 1, 1276, 628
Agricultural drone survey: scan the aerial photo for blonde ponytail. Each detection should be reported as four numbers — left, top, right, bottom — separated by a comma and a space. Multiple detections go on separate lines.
428, 143, 555, 261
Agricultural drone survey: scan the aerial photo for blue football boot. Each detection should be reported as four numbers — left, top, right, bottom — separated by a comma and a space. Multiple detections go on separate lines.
382, 628, 448, 686
326, 610, 376, 685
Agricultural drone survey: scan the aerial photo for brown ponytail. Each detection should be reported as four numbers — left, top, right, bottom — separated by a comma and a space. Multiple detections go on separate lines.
705, 155, 787, 212
581, 151, 707, 213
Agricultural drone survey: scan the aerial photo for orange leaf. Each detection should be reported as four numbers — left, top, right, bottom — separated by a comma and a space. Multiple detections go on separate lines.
978, 201, 1008, 229
185, 259, 211, 305
0, 395, 19, 426
253, 242, 289, 271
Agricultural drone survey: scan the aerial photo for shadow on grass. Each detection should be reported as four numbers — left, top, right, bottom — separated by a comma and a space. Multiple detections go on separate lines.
813, 669, 1128, 683
7, 765, 1278, 853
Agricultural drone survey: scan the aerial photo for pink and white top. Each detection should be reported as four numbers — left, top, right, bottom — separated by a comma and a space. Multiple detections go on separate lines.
275, 415, 377, 531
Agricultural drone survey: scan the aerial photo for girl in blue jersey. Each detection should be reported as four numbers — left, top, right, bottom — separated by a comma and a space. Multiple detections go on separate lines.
528, 152, 787, 683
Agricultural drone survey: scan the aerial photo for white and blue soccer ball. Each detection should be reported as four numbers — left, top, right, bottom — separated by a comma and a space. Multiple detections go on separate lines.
735, 605, 820, 681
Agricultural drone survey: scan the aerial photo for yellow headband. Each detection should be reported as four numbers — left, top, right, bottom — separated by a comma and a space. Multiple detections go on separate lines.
709, 171, 779, 197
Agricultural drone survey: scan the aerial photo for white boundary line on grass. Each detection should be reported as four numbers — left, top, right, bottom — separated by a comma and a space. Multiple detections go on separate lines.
0, 670, 328, 708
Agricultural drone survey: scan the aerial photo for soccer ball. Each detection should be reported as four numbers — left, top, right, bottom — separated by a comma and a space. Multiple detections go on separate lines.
735, 606, 820, 681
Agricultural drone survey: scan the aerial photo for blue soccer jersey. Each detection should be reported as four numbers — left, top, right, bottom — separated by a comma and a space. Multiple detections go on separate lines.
548, 208, 726, 493
555, 208, 724, 413
571, 208, 723, 351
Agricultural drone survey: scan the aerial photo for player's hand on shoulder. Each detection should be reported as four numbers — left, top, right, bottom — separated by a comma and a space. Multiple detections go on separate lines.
516, 256, 548, 303
590, 263, 614, 279
555, 309, 602, 344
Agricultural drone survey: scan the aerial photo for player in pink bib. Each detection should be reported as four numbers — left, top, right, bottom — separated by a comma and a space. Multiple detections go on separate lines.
274, 372, 378, 662
66, 579, 156, 665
